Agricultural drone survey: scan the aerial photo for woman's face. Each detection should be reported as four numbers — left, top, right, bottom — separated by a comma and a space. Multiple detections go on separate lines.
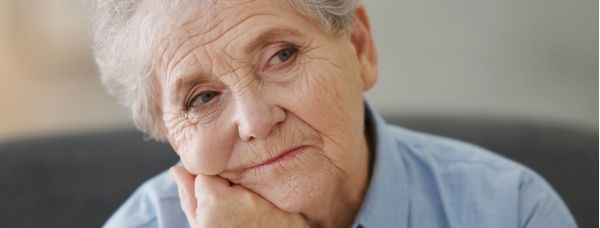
157, 0, 376, 216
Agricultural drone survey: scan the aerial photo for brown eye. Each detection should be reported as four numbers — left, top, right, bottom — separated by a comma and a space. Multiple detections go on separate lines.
188, 90, 220, 109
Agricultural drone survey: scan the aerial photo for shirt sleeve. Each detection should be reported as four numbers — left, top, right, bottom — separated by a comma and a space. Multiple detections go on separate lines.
518, 170, 578, 228
103, 185, 159, 228
103, 170, 187, 228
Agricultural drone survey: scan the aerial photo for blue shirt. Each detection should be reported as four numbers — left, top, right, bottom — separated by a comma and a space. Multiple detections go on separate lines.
105, 104, 577, 228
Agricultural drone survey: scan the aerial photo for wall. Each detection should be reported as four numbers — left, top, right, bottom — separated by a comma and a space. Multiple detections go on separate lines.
363, 0, 598, 130
0, 0, 597, 141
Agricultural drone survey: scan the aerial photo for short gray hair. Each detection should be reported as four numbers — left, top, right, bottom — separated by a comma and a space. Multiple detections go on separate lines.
91, 0, 359, 141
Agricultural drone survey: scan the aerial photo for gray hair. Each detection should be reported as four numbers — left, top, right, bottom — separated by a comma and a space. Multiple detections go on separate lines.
91, 0, 359, 141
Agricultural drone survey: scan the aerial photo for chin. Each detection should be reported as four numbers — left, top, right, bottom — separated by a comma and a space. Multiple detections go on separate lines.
268, 169, 337, 214
241, 146, 339, 213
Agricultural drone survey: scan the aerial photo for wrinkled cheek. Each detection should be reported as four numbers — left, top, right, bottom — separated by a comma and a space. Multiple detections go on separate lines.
292, 69, 354, 132
178, 129, 235, 175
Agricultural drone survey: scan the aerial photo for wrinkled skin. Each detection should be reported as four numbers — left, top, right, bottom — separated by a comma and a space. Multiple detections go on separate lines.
157, 0, 378, 227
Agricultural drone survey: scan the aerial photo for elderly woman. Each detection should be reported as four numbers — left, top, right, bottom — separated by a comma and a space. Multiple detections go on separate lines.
93, 0, 576, 227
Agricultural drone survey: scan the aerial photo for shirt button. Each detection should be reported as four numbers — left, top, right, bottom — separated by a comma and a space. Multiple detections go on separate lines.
356, 224, 364, 228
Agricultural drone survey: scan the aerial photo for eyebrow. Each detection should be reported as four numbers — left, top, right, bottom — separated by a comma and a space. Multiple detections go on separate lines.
168, 26, 304, 106
169, 65, 209, 109
243, 27, 303, 54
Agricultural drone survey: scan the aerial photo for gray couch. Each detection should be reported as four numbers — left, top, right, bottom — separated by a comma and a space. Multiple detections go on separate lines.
0, 116, 597, 228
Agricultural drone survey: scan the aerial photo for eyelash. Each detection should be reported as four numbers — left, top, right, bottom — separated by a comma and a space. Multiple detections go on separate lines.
262, 44, 299, 71
185, 89, 221, 111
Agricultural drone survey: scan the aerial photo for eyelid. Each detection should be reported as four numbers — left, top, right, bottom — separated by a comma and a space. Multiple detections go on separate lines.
186, 91, 201, 110
186, 91, 224, 115
260, 42, 299, 71
183, 83, 225, 111
185, 91, 200, 110
187, 91, 221, 109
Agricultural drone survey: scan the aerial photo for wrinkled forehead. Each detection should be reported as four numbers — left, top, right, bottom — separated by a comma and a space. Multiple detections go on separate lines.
152, 0, 311, 72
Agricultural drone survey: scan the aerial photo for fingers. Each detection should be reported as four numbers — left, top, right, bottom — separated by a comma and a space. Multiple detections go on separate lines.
171, 166, 309, 227
194, 174, 232, 198
170, 166, 197, 226
171, 166, 234, 223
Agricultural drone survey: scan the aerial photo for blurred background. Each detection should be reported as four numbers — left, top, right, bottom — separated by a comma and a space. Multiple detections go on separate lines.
0, 0, 597, 142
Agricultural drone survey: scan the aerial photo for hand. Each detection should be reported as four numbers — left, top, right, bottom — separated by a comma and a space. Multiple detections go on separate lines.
170, 166, 311, 228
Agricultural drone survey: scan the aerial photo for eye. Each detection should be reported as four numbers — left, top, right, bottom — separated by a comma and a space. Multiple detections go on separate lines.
267, 47, 297, 66
188, 90, 221, 109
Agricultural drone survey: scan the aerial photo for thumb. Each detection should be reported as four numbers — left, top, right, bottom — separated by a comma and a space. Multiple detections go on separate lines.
194, 174, 232, 197
170, 166, 197, 225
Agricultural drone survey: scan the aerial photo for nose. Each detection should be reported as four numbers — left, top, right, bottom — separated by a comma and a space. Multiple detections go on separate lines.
233, 91, 286, 141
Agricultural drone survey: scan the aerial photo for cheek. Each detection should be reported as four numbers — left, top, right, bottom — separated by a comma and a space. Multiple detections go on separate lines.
285, 57, 363, 136
270, 47, 366, 168
269, 172, 334, 212
173, 122, 237, 175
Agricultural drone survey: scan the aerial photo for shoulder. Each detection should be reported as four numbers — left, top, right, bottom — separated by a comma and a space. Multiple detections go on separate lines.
103, 170, 186, 228
385, 124, 555, 194
384, 125, 576, 227
386, 124, 525, 175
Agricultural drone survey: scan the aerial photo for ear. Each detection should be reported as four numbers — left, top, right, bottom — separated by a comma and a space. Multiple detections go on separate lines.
350, 5, 378, 91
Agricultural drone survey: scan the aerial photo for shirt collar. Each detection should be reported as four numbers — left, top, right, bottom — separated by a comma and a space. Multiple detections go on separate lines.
352, 101, 409, 228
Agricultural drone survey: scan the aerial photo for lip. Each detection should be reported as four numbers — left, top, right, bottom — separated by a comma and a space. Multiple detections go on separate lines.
247, 145, 308, 170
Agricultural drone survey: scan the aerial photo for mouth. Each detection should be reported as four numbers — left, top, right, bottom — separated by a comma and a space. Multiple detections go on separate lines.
247, 145, 309, 170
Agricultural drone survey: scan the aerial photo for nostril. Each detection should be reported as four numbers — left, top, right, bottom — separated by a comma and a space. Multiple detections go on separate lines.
234, 96, 286, 141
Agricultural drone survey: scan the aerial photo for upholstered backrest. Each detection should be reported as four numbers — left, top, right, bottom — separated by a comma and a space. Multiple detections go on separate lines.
0, 117, 596, 227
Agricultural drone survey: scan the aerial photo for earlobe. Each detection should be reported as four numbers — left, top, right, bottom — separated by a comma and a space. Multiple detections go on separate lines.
350, 5, 378, 91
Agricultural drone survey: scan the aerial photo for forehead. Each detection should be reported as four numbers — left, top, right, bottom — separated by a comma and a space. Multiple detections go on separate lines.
157, 0, 312, 71
152, 0, 327, 104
